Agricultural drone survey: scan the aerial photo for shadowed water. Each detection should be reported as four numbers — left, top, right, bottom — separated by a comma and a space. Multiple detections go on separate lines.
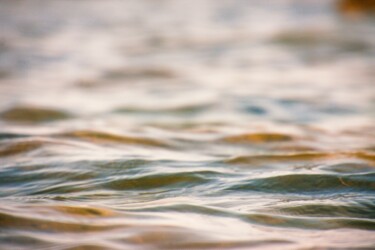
0, 0, 374, 249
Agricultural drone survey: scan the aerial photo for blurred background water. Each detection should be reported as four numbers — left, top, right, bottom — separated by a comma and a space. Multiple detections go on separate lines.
0, 0, 374, 249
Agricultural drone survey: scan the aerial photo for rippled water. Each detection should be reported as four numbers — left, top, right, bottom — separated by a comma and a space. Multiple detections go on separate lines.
0, 0, 375, 249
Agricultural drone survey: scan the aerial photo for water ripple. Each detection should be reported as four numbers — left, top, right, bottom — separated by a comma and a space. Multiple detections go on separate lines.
0, 0, 374, 249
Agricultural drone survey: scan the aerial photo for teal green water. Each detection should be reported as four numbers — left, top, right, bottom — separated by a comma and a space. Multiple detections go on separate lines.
0, 1, 374, 249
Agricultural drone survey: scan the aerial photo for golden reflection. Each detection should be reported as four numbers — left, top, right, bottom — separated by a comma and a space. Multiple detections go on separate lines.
222, 132, 294, 144
1, 106, 72, 123
59, 130, 167, 147
337, 0, 375, 16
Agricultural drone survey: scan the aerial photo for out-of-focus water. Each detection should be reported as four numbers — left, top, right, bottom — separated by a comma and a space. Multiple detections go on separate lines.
0, 0, 374, 249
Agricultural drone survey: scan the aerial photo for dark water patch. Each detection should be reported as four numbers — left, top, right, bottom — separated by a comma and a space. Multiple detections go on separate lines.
58, 130, 168, 148
0, 159, 169, 197
226, 173, 375, 195
0, 106, 72, 123
269, 200, 375, 219
0, 132, 30, 140
103, 171, 221, 191
0, 164, 99, 197
243, 105, 267, 115
240, 97, 359, 124
320, 162, 375, 174
225, 152, 334, 165
0, 234, 52, 250
243, 213, 375, 230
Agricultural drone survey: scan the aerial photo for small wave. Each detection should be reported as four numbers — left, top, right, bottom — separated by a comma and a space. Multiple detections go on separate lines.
162, 239, 292, 250
226, 173, 375, 195
243, 213, 375, 230
0, 208, 119, 233
225, 152, 334, 165
225, 151, 375, 165
103, 171, 220, 191
0, 137, 96, 158
0, 106, 72, 123
58, 130, 168, 148
0, 139, 44, 157
270, 30, 371, 54
114, 103, 212, 116
221, 132, 294, 144
77, 66, 178, 88
319, 162, 375, 174
0, 168, 98, 197
266, 200, 375, 219
0, 138, 75, 157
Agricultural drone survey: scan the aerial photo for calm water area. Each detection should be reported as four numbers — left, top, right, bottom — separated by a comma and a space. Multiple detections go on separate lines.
0, 0, 374, 249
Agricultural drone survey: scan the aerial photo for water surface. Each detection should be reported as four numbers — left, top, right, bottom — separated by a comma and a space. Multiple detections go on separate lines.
0, 0, 374, 249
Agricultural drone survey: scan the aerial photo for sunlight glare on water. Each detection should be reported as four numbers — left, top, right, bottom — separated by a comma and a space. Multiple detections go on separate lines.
0, 0, 374, 249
